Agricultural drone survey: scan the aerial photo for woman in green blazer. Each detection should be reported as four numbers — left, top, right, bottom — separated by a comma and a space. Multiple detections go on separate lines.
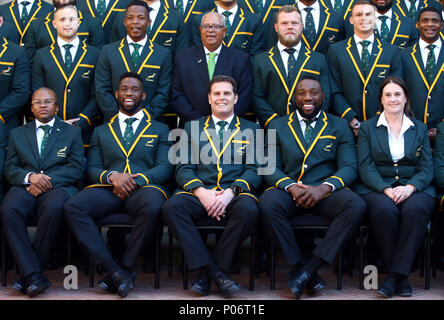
356, 76, 435, 298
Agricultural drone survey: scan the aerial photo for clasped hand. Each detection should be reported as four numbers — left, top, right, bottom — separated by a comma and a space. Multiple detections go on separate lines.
383, 185, 415, 205
109, 172, 139, 200
193, 187, 235, 221
26, 173, 52, 197
288, 183, 332, 209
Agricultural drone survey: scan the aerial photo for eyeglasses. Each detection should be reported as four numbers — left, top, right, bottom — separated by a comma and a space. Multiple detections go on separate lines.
200, 24, 224, 31
32, 99, 55, 105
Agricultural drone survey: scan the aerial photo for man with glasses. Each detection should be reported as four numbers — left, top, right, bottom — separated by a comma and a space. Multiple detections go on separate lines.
171, 11, 252, 124
0, 87, 84, 297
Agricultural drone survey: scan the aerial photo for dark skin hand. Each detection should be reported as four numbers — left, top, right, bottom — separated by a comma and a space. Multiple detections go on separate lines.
288, 183, 332, 209
26, 184, 45, 197
109, 172, 139, 199
29, 173, 52, 192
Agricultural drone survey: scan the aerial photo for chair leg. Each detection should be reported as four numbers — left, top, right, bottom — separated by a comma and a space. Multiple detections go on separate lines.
337, 249, 342, 290
425, 226, 431, 290
359, 226, 364, 290
89, 260, 95, 288
249, 230, 255, 291
2, 228, 6, 287
432, 213, 438, 279
155, 224, 160, 289
168, 232, 173, 277
270, 244, 275, 290
182, 251, 188, 290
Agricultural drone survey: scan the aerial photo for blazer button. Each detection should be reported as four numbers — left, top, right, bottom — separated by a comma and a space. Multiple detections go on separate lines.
395, 176, 399, 181
304, 164, 308, 169
67, 89, 71, 93
428, 96, 431, 100
364, 90, 368, 94
427, 113, 430, 117
394, 163, 398, 167
40, 170, 44, 174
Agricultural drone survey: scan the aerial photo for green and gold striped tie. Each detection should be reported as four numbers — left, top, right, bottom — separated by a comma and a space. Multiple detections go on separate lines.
123, 118, 137, 150
21, 1, 30, 26
131, 43, 141, 69
360, 40, 371, 75
426, 44, 436, 83
303, 118, 316, 144
217, 120, 227, 151
39, 125, 51, 156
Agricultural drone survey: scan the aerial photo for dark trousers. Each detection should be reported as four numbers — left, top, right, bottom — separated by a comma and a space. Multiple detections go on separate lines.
64, 187, 164, 269
162, 193, 258, 272
259, 188, 365, 265
0, 187, 69, 276
361, 192, 434, 276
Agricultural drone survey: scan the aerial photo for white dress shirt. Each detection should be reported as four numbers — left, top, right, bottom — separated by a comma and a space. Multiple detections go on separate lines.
377, 111, 414, 162
277, 41, 302, 76
94, 0, 111, 11
217, 4, 238, 26
212, 113, 235, 132
419, 38, 442, 69
117, 109, 144, 137
329, 0, 344, 8
204, 44, 222, 65
298, 1, 321, 33
148, 0, 161, 29
174, 0, 187, 13
354, 34, 375, 59
403, 0, 419, 12
57, 37, 80, 63
375, 9, 392, 35
17, 0, 35, 19
127, 34, 148, 56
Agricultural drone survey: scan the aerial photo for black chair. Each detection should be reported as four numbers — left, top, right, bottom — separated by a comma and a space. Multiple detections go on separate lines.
67, 213, 162, 289
168, 216, 256, 291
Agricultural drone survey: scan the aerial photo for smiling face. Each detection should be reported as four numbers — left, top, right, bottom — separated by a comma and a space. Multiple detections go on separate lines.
294, 78, 324, 119
208, 81, 238, 120
200, 12, 226, 51
52, 6, 80, 42
370, 0, 392, 13
124, 5, 150, 42
381, 82, 407, 116
115, 77, 146, 116
417, 11, 443, 44
350, 3, 376, 37
274, 11, 303, 47
31, 89, 59, 123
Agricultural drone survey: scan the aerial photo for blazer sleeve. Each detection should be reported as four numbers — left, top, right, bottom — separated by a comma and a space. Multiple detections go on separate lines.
95, 48, 119, 121
4, 132, 30, 185
249, 15, 265, 56
31, 50, 46, 93
87, 127, 109, 184
88, 17, 106, 49
233, 51, 253, 116
77, 66, 99, 133
434, 123, 444, 188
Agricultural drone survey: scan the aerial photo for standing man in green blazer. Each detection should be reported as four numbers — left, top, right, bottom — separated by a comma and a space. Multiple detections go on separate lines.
392, 0, 442, 21
32, 5, 100, 146
163, 75, 261, 297
95, 0, 172, 122
0, 87, 84, 297
110, 0, 188, 52
327, 0, 402, 135
191, 0, 265, 56
64, 72, 173, 298
0, 15, 20, 43
401, 7, 444, 140
252, 5, 330, 127
24, 0, 105, 65
259, 76, 365, 299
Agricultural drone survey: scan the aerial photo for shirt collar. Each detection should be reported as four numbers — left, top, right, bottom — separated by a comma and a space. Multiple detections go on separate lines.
376, 111, 414, 135
295, 109, 322, 123
375, 9, 392, 20
35, 117, 56, 130
212, 113, 235, 128
57, 36, 80, 50
118, 109, 145, 124
149, 0, 161, 13
354, 33, 375, 45
419, 37, 442, 53
18, 0, 34, 6
277, 40, 302, 54
217, 4, 238, 16
204, 44, 223, 56
126, 34, 148, 47
298, 1, 320, 13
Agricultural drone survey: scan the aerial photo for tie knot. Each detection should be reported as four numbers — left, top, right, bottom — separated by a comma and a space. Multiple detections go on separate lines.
39, 124, 51, 133
131, 43, 141, 51
217, 120, 227, 129
378, 15, 388, 22
303, 118, 316, 126
125, 117, 137, 126
222, 11, 232, 18
21, 1, 30, 6
427, 44, 436, 51
360, 40, 370, 48
208, 52, 218, 59
284, 48, 296, 55
409, 0, 416, 4
304, 7, 313, 13
63, 43, 73, 51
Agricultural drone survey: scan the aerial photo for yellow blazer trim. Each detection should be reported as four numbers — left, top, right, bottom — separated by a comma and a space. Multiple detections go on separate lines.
224, 8, 246, 48
329, 175, 345, 187
319, 135, 336, 139
375, 64, 390, 68
137, 40, 155, 74
341, 107, 352, 118
0, 38, 8, 60
77, 32, 89, 36
10, 0, 43, 45
343, 0, 354, 20
79, 113, 92, 126
86, 0, 96, 17
264, 113, 278, 127
44, 11, 55, 45
0, 61, 13, 66
236, 32, 253, 35
263, 0, 277, 24
184, 178, 203, 188
410, 43, 444, 123
151, 5, 171, 44
176, 191, 195, 196
83, 144, 90, 148
243, 0, 254, 13
239, 192, 258, 202
0, 114, 5, 124
143, 65, 161, 69
395, 0, 406, 16
265, 186, 277, 192
141, 185, 168, 199
303, 0, 331, 52
325, 27, 339, 32
118, 38, 130, 71
232, 140, 250, 144
235, 179, 251, 191
101, 0, 120, 27
138, 173, 150, 184
78, 64, 95, 68
85, 184, 112, 189
390, 12, 402, 45
184, 0, 197, 23
297, 111, 329, 182
288, 112, 306, 154
99, 170, 108, 184
158, 30, 177, 34
440, 195, 444, 211
203, 116, 241, 189
276, 176, 291, 187
141, 134, 158, 138
49, 40, 89, 120
301, 69, 320, 75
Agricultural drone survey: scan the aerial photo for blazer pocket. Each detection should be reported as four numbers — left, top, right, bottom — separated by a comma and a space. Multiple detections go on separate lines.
374, 64, 390, 79
0, 63, 14, 80
141, 135, 158, 148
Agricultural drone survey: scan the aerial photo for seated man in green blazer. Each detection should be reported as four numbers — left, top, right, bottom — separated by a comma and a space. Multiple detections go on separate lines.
0, 87, 84, 297
259, 76, 365, 299
163, 75, 261, 298
64, 72, 173, 298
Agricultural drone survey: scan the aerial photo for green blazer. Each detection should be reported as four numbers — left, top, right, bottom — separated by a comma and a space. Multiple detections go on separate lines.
95, 38, 172, 122
433, 122, 444, 208
355, 115, 435, 198
110, 4, 188, 52
400, 41, 444, 130
86, 109, 173, 198
265, 111, 357, 190
24, 10, 105, 65
0, 21, 20, 44
4, 116, 84, 197
392, 0, 442, 21
175, 115, 262, 197
252, 44, 330, 127
0, 0, 52, 46
327, 37, 402, 123
191, 6, 265, 56
0, 37, 30, 134
32, 41, 100, 144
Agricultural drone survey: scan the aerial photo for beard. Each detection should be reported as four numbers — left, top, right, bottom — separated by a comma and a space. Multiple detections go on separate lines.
278, 33, 301, 48
375, 3, 392, 12
118, 99, 143, 116
297, 105, 323, 119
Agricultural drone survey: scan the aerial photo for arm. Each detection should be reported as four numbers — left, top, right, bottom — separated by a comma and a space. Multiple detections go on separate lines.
31, 50, 46, 93
174, 18, 189, 52
318, 53, 331, 111
249, 15, 265, 56
434, 123, 444, 187
95, 49, 119, 122
86, 128, 109, 184
87, 17, 106, 49
77, 67, 99, 133
233, 52, 252, 116
4, 133, 31, 185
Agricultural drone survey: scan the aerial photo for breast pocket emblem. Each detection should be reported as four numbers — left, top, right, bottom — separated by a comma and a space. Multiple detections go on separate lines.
378, 69, 387, 78
0, 67, 12, 76
146, 73, 156, 82
145, 138, 154, 147
323, 142, 332, 152
81, 70, 91, 79
57, 146, 67, 157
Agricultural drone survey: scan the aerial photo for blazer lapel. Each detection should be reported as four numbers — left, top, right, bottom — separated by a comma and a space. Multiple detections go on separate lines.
195, 45, 210, 85
53, 45, 69, 75
120, 38, 135, 72
41, 117, 63, 161
374, 123, 392, 161
270, 46, 290, 90
347, 37, 366, 82
412, 43, 428, 87
288, 112, 308, 152
150, 4, 166, 37
432, 46, 444, 81
135, 40, 151, 71
24, 121, 40, 163
44, 11, 57, 44
214, 45, 229, 76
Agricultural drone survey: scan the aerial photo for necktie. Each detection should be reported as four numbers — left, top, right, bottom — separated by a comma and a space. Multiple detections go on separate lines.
222, 11, 232, 40
360, 40, 371, 75
255, 0, 264, 14
334, 0, 342, 11
378, 16, 389, 42
408, 0, 416, 19
426, 44, 436, 83
304, 7, 316, 47
303, 118, 316, 144
123, 118, 137, 149
284, 48, 297, 86
21, 1, 30, 26
63, 43, 73, 73
217, 120, 227, 151
207, 52, 217, 80
175, 0, 183, 15
96, 0, 106, 20
130, 43, 141, 68
39, 125, 51, 156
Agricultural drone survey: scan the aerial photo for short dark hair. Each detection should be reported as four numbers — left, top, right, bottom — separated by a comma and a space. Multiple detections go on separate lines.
126, 0, 151, 16
378, 76, 414, 118
296, 75, 321, 87
209, 75, 238, 95
351, 0, 376, 14
119, 71, 144, 87
275, 5, 301, 23
53, 0, 77, 10
33, 87, 58, 104
54, 5, 78, 18
417, 6, 443, 22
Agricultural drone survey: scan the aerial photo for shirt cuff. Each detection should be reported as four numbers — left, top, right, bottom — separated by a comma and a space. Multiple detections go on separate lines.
24, 172, 35, 185
323, 182, 335, 192
107, 171, 116, 184
285, 182, 297, 192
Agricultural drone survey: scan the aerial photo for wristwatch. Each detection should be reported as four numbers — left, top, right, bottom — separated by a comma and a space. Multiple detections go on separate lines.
229, 185, 243, 196
352, 121, 361, 129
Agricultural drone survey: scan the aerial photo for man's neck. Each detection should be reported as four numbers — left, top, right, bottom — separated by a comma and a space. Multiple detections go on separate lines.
300, 0, 317, 7
145, 0, 158, 6
129, 34, 147, 43
377, 7, 391, 14
120, 107, 142, 117
421, 36, 439, 45
354, 31, 373, 40
214, 112, 234, 121
58, 35, 78, 44
205, 44, 221, 52
218, 1, 237, 10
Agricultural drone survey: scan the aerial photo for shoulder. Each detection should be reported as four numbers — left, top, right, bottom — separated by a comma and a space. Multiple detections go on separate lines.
324, 112, 350, 128
237, 116, 260, 130
268, 113, 290, 129
223, 45, 249, 60
329, 38, 349, 51
411, 117, 428, 132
